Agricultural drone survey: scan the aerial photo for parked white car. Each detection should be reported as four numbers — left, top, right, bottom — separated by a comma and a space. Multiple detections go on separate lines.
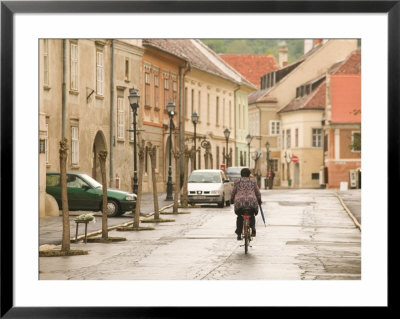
187, 169, 232, 208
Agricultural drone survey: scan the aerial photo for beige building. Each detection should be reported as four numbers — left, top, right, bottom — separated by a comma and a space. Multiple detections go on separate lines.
39, 39, 143, 216
249, 39, 358, 188
146, 40, 256, 176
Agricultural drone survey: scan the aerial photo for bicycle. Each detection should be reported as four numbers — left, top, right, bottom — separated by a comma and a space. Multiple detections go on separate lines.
239, 208, 254, 254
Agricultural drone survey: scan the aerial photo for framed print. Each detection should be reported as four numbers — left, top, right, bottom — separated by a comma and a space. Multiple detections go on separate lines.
1, 0, 395, 317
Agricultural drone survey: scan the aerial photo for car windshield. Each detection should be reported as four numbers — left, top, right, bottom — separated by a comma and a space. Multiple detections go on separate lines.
188, 172, 221, 183
80, 174, 102, 188
226, 167, 244, 175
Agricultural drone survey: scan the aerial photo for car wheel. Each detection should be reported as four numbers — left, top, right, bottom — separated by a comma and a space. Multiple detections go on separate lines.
105, 199, 120, 217
218, 195, 225, 208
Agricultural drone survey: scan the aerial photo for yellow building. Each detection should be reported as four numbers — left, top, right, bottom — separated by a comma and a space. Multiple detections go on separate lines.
249, 39, 358, 188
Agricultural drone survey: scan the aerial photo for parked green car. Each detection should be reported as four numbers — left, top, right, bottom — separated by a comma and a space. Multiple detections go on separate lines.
46, 172, 137, 217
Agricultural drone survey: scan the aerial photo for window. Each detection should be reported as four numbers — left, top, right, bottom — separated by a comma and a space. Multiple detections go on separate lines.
45, 123, 49, 163
117, 97, 125, 139
164, 78, 170, 107
43, 40, 49, 86
270, 159, 278, 172
145, 72, 150, 106
229, 100, 232, 128
191, 89, 194, 114
270, 120, 281, 135
198, 91, 201, 116
129, 108, 134, 141
154, 75, 159, 109
67, 176, 89, 188
352, 132, 361, 151
71, 126, 79, 165
207, 93, 210, 124
282, 130, 285, 149
173, 80, 177, 104
96, 50, 104, 95
216, 97, 219, 126
295, 128, 299, 147
223, 98, 226, 126
324, 133, 328, 152
185, 87, 188, 118
312, 128, 322, 147
216, 146, 220, 168
125, 58, 130, 81
286, 129, 291, 148
311, 173, 319, 180
70, 42, 78, 91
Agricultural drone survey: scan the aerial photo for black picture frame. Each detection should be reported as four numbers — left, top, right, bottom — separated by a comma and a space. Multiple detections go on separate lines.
1, 1, 395, 317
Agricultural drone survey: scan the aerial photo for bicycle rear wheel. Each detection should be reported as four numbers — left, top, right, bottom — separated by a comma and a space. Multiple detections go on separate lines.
244, 219, 249, 254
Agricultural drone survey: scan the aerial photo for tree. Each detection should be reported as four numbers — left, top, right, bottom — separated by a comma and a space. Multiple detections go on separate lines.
98, 150, 108, 239
59, 138, 70, 252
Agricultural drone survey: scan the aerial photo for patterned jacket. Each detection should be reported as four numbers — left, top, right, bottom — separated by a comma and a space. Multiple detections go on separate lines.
230, 177, 262, 213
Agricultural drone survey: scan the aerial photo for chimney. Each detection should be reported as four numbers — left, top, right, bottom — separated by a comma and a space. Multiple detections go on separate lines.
313, 39, 323, 46
278, 41, 288, 68
304, 39, 313, 54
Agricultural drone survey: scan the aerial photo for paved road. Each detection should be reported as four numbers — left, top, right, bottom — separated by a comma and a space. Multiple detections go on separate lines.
39, 192, 174, 246
39, 189, 361, 280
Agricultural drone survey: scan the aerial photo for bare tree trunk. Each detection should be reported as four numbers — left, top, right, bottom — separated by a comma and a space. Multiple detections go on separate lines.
148, 143, 159, 220
181, 146, 191, 207
133, 138, 145, 228
173, 150, 181, 213
98, 150, 108, 239
59, 138, 70, 252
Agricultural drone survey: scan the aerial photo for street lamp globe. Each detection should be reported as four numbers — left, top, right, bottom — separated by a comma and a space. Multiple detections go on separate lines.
191, 112, 199, 125
265, 141, 270, 149
246, 133, 252, 145
166, 101, 175, 116
224, 128, 230, 140
128, 89, 140, 111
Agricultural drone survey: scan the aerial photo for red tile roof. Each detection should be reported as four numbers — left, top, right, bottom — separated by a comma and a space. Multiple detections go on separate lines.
278, 81, 326, 113
329, 49, 361, 75
219, 54, 279, 89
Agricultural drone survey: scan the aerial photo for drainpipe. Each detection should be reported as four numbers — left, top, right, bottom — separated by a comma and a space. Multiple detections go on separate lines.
179, 61, 191, 187
233, 85, 241, 166
62, 40, 67, 139
109, 40, 114, 187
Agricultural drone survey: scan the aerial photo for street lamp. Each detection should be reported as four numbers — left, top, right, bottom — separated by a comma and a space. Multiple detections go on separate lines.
166, 101, 175, 201
224, 128, 230, 167
265, 141, 270, 189
128, 89, 140, 194
191, 112, 199, 170
246, 133, 253, 167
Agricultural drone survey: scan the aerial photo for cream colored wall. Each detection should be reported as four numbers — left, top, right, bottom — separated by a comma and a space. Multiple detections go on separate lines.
184, 68, 237, 170
41, 39, 144, 202
280, 110, 324, 188
112, 40, 143, 192
271, 40, 358, 110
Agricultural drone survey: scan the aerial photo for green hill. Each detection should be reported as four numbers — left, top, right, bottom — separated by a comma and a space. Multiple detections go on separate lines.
201, 39, 305, 64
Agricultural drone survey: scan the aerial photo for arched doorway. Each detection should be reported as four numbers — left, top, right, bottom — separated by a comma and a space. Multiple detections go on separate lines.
92, 130, 107, 181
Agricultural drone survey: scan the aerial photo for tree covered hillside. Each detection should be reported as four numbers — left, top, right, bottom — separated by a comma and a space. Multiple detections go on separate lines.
201, 39, 305, 63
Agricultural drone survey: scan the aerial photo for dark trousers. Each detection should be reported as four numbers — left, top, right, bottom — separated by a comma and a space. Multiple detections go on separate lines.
235, 209, 256, 235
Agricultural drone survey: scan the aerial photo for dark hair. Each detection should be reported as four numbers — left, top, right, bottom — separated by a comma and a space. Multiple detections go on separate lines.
241, 168, 251, 177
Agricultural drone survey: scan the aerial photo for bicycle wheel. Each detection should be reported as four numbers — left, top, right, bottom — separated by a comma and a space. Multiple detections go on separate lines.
244, 219, 249, 254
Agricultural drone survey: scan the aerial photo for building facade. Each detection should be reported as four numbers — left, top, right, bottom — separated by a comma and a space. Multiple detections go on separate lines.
249, 39, 358, 188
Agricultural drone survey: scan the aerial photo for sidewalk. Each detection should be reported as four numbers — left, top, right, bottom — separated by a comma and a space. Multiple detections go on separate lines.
39, 192, 173, 246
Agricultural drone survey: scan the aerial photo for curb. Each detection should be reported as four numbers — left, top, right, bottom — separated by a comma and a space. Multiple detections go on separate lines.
335, 193, 361, 232
73, 202, 175, 242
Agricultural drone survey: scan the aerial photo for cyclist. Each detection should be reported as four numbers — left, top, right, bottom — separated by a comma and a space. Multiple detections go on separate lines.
231, 167, 262, 240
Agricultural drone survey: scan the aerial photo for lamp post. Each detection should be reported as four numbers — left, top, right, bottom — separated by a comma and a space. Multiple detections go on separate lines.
191, 112, 199, 170
246, 133, 253, 167
166, 101, 175, 201
128, 89, 140, 194
265, 141, 270, 189
224, 128, 230, 167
